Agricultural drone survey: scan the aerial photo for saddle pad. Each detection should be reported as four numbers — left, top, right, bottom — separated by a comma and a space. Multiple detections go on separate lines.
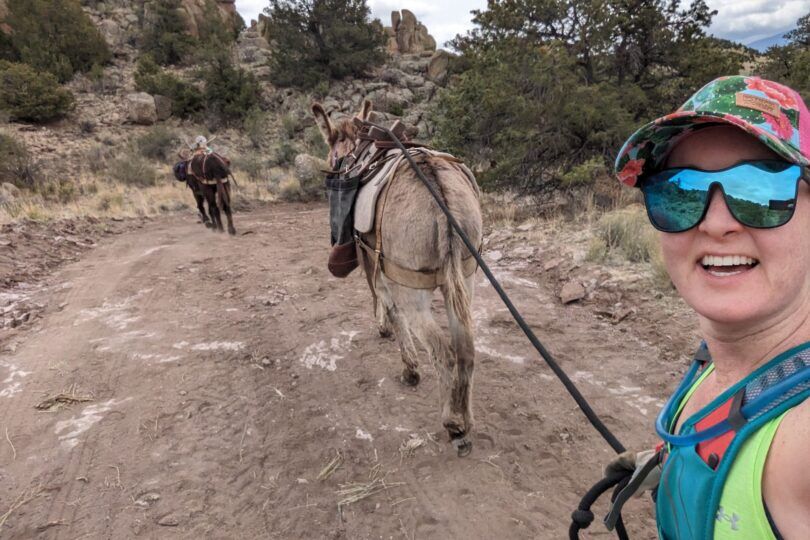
354, 149, 407, 234
354, 148, 480, 234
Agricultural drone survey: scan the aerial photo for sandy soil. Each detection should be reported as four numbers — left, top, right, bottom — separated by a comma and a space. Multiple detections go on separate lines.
0, 203, 699, 539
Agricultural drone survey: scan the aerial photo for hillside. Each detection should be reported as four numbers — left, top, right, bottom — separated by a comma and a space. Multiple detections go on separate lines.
0, 2, 453, 222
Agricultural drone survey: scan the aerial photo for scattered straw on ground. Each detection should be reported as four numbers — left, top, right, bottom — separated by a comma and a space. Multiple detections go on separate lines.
35, 384, 94, 411
4, 427, 15, 460
317, 450, 343, 481
336, 464, 404, 513
0, 485, 43, 531
398, 434, 425, 461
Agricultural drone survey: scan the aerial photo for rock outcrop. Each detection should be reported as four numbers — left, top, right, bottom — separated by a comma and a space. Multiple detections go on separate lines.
386, 10, 436, 54
167, 0, 239, 38
427, 49, 455, 84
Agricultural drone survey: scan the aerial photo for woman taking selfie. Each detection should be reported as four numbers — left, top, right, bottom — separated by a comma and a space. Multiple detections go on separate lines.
609, 76, 810, 539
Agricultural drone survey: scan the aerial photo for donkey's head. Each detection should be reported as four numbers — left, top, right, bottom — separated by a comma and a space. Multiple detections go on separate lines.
311, 100, 373, 170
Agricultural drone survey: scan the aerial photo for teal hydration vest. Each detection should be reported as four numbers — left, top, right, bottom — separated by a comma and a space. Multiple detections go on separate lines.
655, 341, 810, 539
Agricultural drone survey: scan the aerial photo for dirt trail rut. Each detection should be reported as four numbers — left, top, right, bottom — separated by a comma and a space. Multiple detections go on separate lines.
0, 203, 696, 539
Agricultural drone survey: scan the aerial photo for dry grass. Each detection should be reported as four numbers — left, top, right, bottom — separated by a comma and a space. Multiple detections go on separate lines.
0, 485, 42, 532
398, 434, 425, 460
0, 168, 280, 225
35, 384, 94, 411
336, 464, 403, 513
317, 450, 343, 481
595, 204, 659, 263
587, 204, 671, 289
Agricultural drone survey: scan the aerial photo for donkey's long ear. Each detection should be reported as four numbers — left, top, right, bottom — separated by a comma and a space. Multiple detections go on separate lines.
311, 103, 336, 144
359, 99, 373, 121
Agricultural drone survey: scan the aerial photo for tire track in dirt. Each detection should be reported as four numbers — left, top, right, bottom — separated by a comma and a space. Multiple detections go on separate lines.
0, 202, 697, 539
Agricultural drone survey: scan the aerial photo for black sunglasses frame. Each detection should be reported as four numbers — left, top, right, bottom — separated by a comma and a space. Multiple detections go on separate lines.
639, 163, 809, 234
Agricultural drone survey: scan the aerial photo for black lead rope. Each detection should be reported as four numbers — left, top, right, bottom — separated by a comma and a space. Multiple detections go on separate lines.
569, 470, 631, 540
361, 120, 626, 456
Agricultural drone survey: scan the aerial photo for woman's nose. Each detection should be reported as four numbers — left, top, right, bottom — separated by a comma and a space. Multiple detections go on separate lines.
697, 188, 744, 237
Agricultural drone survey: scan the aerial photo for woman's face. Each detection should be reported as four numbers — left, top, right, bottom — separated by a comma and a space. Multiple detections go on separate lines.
659, 125, 810, 328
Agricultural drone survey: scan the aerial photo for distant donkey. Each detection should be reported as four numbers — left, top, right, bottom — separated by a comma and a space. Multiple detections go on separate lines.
312, 101, 483, 455
174, 159, 213, 228
186, 152, 236, 235
173, 135, 237, 235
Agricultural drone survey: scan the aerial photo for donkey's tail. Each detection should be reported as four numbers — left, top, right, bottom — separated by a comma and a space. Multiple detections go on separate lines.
215, 179, 229, 211
442, 241, 473, 330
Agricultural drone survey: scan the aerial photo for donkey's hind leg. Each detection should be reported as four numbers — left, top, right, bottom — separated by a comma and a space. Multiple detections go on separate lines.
379, 276, 456, 412
204, 186, 223, 232
442, 273, 476, 456
222, 183, 236, 236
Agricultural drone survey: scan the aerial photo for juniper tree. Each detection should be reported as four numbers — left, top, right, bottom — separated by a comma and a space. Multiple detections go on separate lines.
263, 0, 386, 89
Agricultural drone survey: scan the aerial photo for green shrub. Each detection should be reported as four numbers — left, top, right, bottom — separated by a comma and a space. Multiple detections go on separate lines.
435, 0, 744, 193
136, 126, 180, 161
140, 0, 197, 66
134, 56, 203, 118
264, 0, 386, 89
233, 154, 264, 181
243, 108, 268, 148
281, 113, 297, 140
200, 50, 261, 126
269, 141, 297, 167
561, 157, 609, 187
3, 0, 111, 82
0, 62, 75, 122
0, 133, 39, 188
108, 155, 159, 187
304, 125, 328, 156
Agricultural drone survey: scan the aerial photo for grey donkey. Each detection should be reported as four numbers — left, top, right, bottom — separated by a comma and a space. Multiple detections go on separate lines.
312, 100, 483, 456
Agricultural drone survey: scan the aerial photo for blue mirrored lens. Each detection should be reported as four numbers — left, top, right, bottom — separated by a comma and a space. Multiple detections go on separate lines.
641, 161, 801, 232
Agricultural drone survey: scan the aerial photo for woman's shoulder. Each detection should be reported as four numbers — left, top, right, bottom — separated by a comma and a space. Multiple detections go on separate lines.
763, 397, 810, 535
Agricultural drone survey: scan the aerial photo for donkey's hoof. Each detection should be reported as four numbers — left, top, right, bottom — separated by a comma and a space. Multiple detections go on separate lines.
400, 370, 420, 387
452, 437, 473, 457
228, 228, 237, 236
378, 326, 393, 339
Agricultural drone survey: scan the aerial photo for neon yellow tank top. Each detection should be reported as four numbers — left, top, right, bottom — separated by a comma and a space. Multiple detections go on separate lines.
677, 363, 787, 539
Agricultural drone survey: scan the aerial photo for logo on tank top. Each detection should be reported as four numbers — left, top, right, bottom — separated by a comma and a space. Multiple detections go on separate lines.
716, 506, 741, 531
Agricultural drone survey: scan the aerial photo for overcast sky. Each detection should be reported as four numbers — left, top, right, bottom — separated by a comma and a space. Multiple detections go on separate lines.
235, 0, 809, 47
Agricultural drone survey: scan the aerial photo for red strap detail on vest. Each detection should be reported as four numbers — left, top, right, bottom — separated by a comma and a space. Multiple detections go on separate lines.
694, 397, 736, 464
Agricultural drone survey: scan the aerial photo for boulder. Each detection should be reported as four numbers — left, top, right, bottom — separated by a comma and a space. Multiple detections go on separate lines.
0, 182, 20, 200
428, 50, 455, 84
98, 18, 127, 49
154, 94, 173, 121
293, 154, 328, 198
560, 280, 586, 304
125, 93, 157, 125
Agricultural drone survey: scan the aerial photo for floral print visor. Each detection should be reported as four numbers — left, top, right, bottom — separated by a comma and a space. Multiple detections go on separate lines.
615, 76, 810, 187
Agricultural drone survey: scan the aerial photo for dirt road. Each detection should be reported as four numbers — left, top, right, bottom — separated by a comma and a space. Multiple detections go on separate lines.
0, 203, 697, 539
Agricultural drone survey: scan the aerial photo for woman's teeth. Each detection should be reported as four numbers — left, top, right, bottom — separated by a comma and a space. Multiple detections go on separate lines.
700, 255, 758, 277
